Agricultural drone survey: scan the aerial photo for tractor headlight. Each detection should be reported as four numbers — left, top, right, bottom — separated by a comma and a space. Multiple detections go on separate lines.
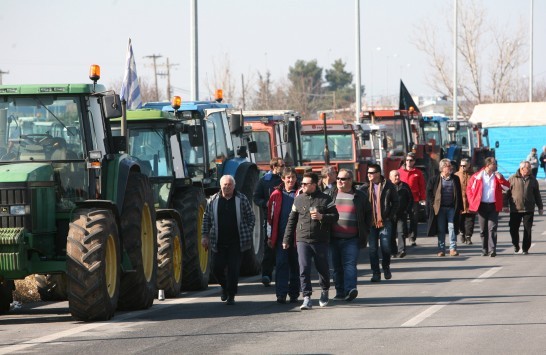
10, 205, 29, 215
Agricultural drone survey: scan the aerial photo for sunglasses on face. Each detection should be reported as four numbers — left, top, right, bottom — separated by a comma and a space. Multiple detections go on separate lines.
336, 177, 350, 181
367, 171, 378, 174
301, 182, 313, 186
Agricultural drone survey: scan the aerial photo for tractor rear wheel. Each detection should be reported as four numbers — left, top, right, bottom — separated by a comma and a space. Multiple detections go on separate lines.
174, 186, 210, 290
238, 167, 263, 276
156, 218, 183, 297
117, 172, 158, 310
35, 274, 68, 301
66, 209, 120, 321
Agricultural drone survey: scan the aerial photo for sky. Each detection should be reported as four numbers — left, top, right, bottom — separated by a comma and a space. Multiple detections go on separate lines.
1, 0, 545, 104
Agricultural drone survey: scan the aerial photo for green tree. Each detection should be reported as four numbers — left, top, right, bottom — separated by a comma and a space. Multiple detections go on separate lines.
287, 59, 323, 116
325, 59, 353, 91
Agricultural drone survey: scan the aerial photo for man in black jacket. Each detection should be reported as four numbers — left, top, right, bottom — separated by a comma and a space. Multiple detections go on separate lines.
367, 164, 399, 282
389, 170, 413, 258
253, 157, 284, 286
283, 172, 339, 310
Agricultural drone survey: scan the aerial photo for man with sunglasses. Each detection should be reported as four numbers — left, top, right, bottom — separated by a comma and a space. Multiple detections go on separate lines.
366, 164, 399, 282
326, 169, 371, 302
254, 157, 285, 286
283, 172, 339, 310
455, 158, 475, 244
398, 152, 426, 246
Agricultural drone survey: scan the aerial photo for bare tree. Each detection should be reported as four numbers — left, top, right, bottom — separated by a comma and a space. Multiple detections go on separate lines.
413, 0, 527, 117
108, 77, 162, 104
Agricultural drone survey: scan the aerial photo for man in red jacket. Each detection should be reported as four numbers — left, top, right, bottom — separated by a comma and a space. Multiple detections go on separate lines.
466, 157, 510, 257
398, 152, 426, 246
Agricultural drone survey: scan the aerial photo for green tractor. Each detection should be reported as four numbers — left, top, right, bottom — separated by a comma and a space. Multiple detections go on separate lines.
112, 109, 210, 293
0, 66, 157, 320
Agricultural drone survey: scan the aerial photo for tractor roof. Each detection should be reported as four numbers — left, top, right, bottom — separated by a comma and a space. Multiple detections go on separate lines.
0, 84, 105, 95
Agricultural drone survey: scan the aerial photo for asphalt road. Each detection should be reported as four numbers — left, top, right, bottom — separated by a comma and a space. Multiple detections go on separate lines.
2, 182, 546, 354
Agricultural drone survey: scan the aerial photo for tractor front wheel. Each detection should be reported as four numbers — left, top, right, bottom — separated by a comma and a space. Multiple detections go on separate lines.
156, 218, 183, 297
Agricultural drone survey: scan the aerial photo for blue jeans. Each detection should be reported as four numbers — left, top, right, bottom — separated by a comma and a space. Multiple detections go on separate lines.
330, 237, 359, 297
368, 221, 392, 274
297, 241, 330, 297
437, 207, 457, 251
275, 241, 300, 298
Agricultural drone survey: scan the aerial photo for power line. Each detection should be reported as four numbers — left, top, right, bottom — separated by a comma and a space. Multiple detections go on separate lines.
157, 58, 179, 99
0, 69, 9, 85
144, 54, 162, 101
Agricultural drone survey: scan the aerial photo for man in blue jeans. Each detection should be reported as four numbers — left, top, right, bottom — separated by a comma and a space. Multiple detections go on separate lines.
326, 169, 371, 301
283, 172, 339, 310
366, 164, 399, 282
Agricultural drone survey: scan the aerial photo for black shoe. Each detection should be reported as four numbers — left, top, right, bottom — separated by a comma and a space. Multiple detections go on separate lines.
289, 296, 299, 303
345, 288, 358, 302
481, 250, 488, 256
489, 251, 496, 257
384, 268, 392, 280
411, 241, 417, 247
466, 237, 473, 245
221, 289, 228, 302
398, 251, 406, 258
522, 250, 529, 255
371, 273, 381, 282
460, 235, 466, 244
391, 253, 397, 258
261, 275, 271, 287
276, 295, 287, 304
514, 246, 520, 254
226, 296, 235, 305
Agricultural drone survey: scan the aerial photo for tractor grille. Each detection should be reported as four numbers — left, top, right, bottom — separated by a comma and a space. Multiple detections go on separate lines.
0, 188, 30, 229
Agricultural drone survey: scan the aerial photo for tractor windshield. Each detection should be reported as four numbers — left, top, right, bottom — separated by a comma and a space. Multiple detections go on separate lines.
0, 95, 84, 162
301, 133, 354, 162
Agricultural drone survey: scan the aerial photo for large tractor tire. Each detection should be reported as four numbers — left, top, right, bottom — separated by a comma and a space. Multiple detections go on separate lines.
66, 209, 120, 321
117, 172, 158, 310
156, 218, 183, 297
174, 186, 210, 290
35, 274, 68, 301
238, 167, 263, 276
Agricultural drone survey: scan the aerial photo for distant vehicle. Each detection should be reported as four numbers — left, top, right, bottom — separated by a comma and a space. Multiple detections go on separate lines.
445, 120, 495, 170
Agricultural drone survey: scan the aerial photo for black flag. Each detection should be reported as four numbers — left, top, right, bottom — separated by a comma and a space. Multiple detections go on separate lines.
399, 80, 420, 112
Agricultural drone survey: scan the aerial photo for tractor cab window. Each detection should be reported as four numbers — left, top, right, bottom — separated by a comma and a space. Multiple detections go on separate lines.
301, 133, 354, 162
126, 128, 172, 177
205, 111, 233, 162
252, 131, 272, 164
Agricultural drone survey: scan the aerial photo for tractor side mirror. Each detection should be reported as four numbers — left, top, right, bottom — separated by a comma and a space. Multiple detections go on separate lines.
174, 122, 188, 133
188, 125, 203, 147
229, 113, 243, 134
495, 141, 499, 148
247, 140, 258, 153
103, 94, 122, 119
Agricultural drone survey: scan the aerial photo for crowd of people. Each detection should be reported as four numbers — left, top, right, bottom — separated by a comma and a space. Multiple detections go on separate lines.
201, 154, 543, 309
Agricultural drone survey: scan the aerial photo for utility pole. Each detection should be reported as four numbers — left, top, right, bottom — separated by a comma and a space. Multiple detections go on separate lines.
144, 54, 162, 101
157, 58, 179, 99
241, 74, 246, 110
0, 70, 9, 85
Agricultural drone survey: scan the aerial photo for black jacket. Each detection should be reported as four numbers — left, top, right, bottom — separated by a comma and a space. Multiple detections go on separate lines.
393, 181, 413, 219
253, 171, 282, 209
326, 186, 372, 247
283, 189, 339, 245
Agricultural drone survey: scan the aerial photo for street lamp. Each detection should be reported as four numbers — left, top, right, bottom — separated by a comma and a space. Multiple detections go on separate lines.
370, 46, 381, 109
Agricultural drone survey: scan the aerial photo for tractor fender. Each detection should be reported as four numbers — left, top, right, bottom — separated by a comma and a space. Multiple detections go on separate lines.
222, 157, 252, 180
114, 156, 141, 214
73, 200, 121, 227
232, 161, 258, 193
156, 208, 183, 232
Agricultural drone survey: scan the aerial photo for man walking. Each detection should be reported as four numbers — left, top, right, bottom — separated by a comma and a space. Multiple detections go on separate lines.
455, 158, 476, 245
389, 170, 412, 258
267, 167, 301, 304
507, 161, 543, 254
466, 157, 510, 257
253, 157, 284, 286
367, 164, 399, 282
326, 169, 371, 302
398, 152, 426, 246
426, 159, 463, 257
202, 175, 255, 305
283, 172, 339, 310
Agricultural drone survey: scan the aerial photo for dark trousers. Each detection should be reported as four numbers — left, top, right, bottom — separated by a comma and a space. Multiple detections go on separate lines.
409, 204, 420, 240
477, 202, 499, 253
460, 212, 476, 237
213, 243, 242, 297
391, 214, 407, 254
509, 212, 534, 252
275, 241, 300, 298
261, 219, 276, 278
297, 241, 330, 297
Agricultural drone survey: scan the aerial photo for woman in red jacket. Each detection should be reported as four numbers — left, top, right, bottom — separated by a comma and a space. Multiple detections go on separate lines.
466, 157, 510, 257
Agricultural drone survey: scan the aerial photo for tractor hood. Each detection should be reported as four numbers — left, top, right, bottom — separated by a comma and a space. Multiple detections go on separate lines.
0, 163, 54, 183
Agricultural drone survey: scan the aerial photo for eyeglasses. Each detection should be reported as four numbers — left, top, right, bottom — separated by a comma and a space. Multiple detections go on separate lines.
301, 182, 313, 186
336, 177, 350, 181
367, 171, 379, 174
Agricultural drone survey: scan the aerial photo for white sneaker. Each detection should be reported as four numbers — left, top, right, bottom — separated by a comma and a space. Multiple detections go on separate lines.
319, 290, 329, 307
300, 296, 312, 310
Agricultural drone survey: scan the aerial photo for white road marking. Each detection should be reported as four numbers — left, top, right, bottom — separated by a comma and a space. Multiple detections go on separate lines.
0, 288, 220, 355
471, 267, 503, 283
401, 302, 448, 327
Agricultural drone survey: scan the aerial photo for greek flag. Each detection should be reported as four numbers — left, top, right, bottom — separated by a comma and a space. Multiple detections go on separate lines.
120, 38, 142, 109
